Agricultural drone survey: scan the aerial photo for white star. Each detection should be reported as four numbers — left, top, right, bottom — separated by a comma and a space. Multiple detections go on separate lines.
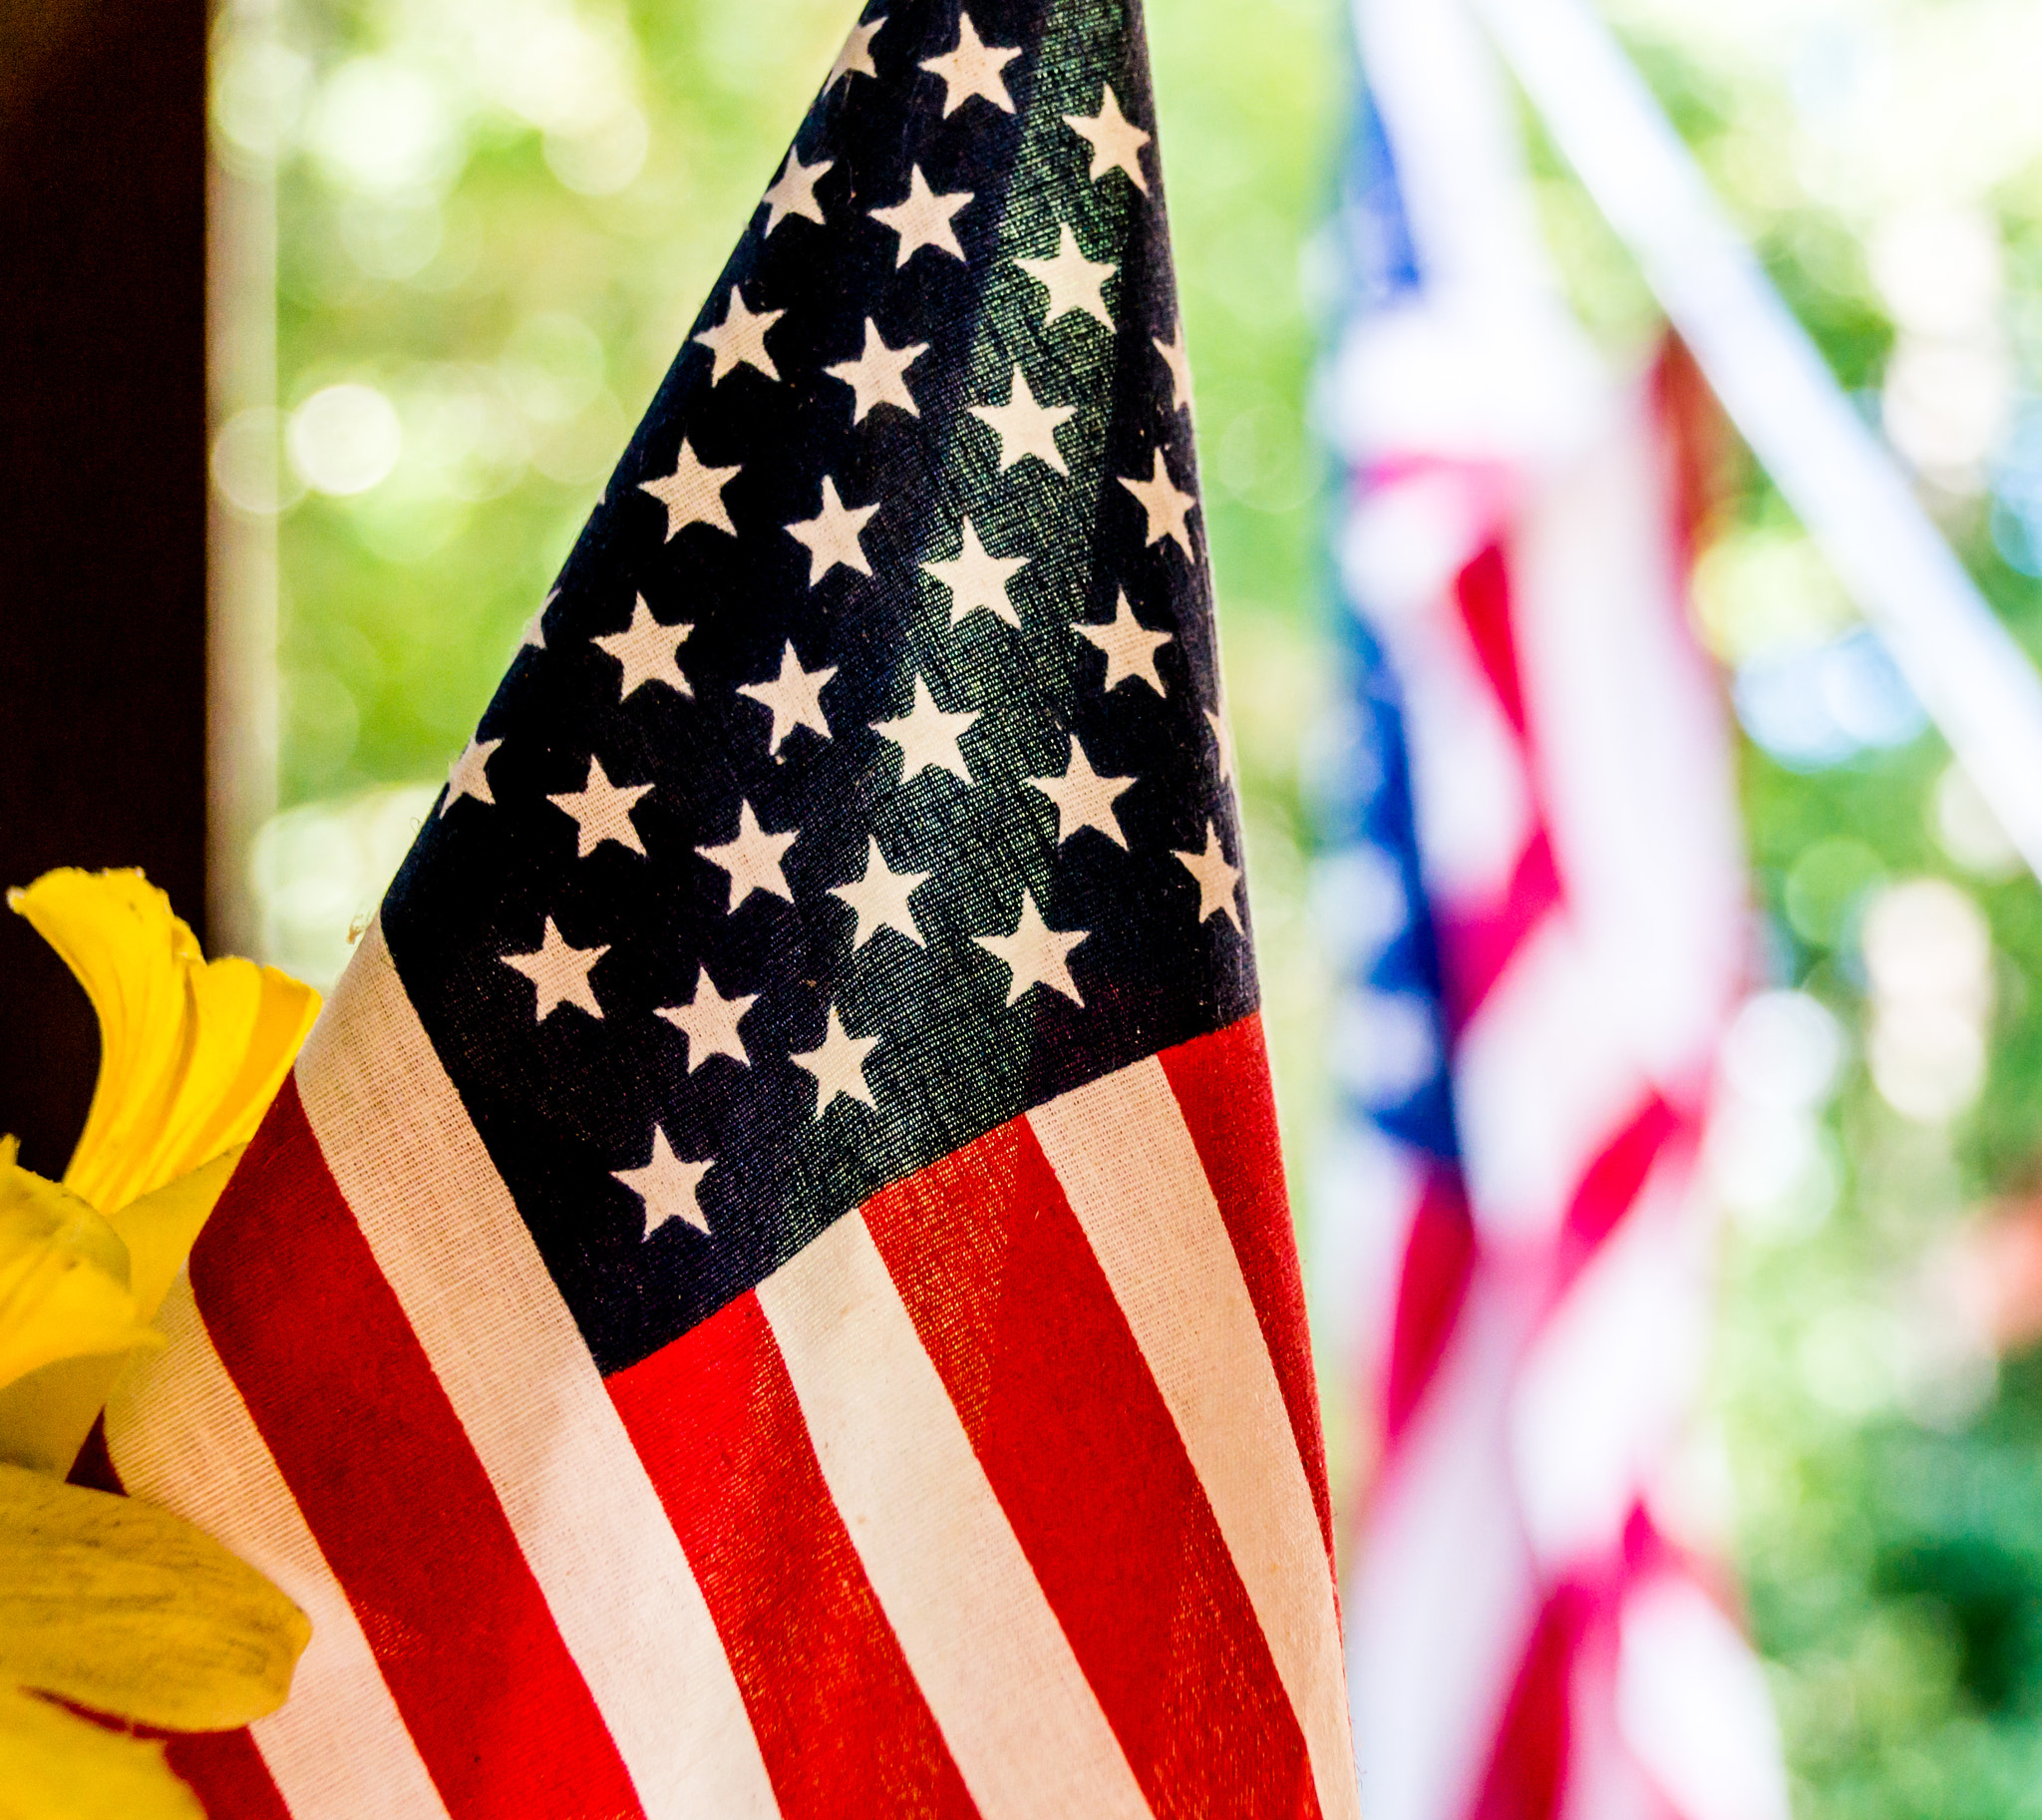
1027, 736, 1135, 849
519, 593, 552, 649
615, 1127, 713, 1239
830, 835, 930, 949
919, 12, 1020, 116
786, 475, 878, 585
1154, 320, 1194, 416
739, 641, 837, 755
826, 13, 884, 92
1015, 223, 1116, 331
761, 146, 832, 234
1064, 84, 1151, 192
696, 800, 799, 910
968, 365, 1075, 476
548, 755, 652, 859
656, 965, 758, 1071
871, 674, 978, 784
501, 916, 608, 1021
442, 735, 501, 815
791, 1005, 880, 1117
693, 286, 785, 384
641, 438, 740, 540
974, 890, 1089, 1007
1175, 820, 1244, 933
1118, 447, 1198, 558
1206, 704, 1237, 787
593, 594, 692, 701
827, 317, 926, 423
922, 518, 1029, 628
870, 166, 974, 267
1076, 589, 1173, 695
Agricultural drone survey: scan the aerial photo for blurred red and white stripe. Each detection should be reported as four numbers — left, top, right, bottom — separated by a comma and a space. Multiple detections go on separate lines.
1322, 2, 1789, 1817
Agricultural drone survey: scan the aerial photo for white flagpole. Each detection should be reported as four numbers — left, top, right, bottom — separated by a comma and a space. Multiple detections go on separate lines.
1471, 0, 2042, 883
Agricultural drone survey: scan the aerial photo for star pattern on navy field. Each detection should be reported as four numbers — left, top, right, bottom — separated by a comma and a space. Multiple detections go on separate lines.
397, 1, 1258, 1366
444, 735, 501, 815
693, 286, 786, 384
1064, 85, 1151, 192
828, 318, 927, 422
920, 12, 1020, 116
1016, 222, 1116, 329
969, 365, 1075, 475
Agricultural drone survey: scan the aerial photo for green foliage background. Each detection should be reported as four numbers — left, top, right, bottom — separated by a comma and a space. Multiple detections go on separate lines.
220, 0, 2042, 1809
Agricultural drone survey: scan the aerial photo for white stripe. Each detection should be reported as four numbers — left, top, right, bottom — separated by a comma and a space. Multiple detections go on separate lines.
295, 920, 779, 1820
1509, 393, 1744, 1085
106, 1276, 450, 1820
1342, 1277, 1539, 1820
756, 1212, 1152, 1820
1453, 911, 1645, 1246
1030, 1058, 1361, 1820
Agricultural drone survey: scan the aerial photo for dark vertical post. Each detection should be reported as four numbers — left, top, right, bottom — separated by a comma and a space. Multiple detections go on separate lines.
0, 0, 210, 1174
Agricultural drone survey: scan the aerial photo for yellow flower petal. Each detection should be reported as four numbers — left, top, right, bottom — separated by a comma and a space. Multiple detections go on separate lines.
0, 1684, 203, 1820
0, 1144, 158, 1399
0, 1149, 241, 1475
0, 1464, 309, 1731
8, 870, 320, 1215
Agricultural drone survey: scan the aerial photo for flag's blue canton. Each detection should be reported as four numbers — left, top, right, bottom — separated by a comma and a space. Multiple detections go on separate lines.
380, 0, 1251, 1375
1315, 74, 1456, 1166
1314, 619, 1457, 1164
1337, 74, 1422, 310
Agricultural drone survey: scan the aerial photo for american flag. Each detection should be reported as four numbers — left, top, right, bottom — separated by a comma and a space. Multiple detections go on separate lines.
94, 2, 1357, 1814
1314, 5, 1788, 1818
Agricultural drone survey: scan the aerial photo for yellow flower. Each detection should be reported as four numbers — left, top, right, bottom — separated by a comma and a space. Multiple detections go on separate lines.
0, 869, 320, 1814
0, 1143, 160, 1393
0, 871, 318, 1478
13, 869, 320, 1217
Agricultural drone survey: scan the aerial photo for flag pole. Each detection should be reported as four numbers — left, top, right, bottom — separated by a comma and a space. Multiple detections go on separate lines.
1471, 0, 2042, 884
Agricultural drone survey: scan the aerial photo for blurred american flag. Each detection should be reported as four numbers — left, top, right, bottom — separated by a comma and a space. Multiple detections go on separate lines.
1312, 3, 1790, 1817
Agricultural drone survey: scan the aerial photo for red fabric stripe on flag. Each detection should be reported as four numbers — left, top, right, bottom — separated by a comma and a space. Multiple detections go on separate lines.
1156, 1013, 1334, 1563
1471, 1586, 1590, 1820
1383, 1168, 1476, 1442
1438, 831, 1561, 1033
70, 1421, 296, 1820
1454, 540, 1528, 736
189, 1079, 643, 1820
165, 1730, 295, 1820
1559, 1094, 1681, 1264
607, 1289, 976, 1820
863, 1112, 1320, 1820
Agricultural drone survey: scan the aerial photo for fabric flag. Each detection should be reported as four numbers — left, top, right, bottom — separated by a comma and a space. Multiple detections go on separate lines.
1312, 2, 1789, 1819
91, 3, 1358, 1815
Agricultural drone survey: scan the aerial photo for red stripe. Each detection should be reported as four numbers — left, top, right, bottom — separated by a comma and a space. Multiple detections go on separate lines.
1471, 1586, 1590, 1820
1157, 1013, 1335, 1564
1454, 540, 1528, 736
864, 1111, 1320, 1820
1558, 1095, 1682, 1270
189, 1080, 642, 1820
70, 1420, 296, 1820
166, 1729, 295, 1820
1383, 1167, 1476, 1442
607, 1289, 975, 1820
1438, 831, 1561, 1032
